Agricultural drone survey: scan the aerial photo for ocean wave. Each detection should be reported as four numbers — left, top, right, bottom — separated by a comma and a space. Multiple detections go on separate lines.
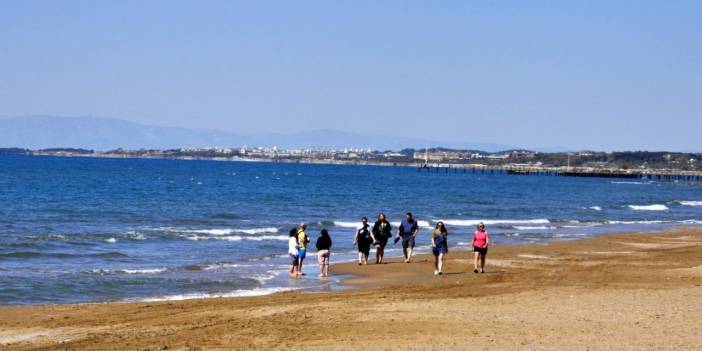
183, 228, 235, 236
236, 227, 280, 235
136, 287, 299, 302
678, 201, 702, 207
611, 181, 649, 185
438, 219, 550, 227
85, 267, 168, 275
105, 237, 117, 243
332, 221, 362, 228
389, 220, 432, 228
0, 251, 128, 259
333, 220, 431, 229
589, 206, 602, 211
250, 271, 280, 284
628, 204, 669, 211
512, 226, 557, 230
200, 263, 241, 271
161, 227, 280, 236
185, 235, 288, 242
562, 223, 604, 228
680, 219, 702, 224
605, 219, 702, 225
607, 220, 665, 225
124, 231, 147, 240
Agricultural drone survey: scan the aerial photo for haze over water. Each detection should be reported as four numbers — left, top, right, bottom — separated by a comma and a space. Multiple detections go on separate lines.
1, 155, 702, 304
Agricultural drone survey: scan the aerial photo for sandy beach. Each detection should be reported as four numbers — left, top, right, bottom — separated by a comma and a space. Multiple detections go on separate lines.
1, 227, 701, 350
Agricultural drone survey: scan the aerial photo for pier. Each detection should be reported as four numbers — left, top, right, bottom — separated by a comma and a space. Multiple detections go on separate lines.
417, 164, 702, 183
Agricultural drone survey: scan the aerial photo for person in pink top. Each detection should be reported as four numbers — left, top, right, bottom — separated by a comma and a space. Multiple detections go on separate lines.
471, 222, 489, 273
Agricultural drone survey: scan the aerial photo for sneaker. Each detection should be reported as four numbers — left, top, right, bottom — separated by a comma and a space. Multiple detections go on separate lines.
438, 271, 443, 275
473, 269, 478, 274
480, 269, 485, 274
434, 270, 439, 275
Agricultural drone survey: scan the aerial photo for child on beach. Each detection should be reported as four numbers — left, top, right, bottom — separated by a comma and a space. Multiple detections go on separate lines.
372, 212, 392, 264
316, 229, 332, 277
297, 223, 310, 276
472, 222, 489, 273
288, 228, 299, 277
431, 221, 448, 275
353, 217, 373, 265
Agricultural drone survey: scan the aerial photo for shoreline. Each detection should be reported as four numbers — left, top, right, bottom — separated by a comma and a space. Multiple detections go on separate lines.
1, 227, 701, 350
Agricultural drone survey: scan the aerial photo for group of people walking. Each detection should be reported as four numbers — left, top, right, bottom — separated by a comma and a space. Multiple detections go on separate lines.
287, 213, 490, 278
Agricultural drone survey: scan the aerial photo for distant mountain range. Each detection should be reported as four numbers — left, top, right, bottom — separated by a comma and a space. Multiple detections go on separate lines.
0, 115, 538, 152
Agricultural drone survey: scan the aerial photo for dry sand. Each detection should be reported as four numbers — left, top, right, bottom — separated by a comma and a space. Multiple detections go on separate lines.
1, 228, 702, 350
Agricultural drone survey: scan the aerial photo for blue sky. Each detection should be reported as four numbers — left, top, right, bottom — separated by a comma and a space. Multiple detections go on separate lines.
1, 1, 700, 151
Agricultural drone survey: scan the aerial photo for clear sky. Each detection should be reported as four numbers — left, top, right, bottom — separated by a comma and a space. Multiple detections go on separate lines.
1, 1, 700, 151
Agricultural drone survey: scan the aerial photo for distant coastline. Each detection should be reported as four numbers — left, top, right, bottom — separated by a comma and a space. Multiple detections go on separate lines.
3, 146, 702, 181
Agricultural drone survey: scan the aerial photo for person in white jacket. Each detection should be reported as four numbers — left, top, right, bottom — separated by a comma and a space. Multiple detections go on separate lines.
288, 228, 299, 277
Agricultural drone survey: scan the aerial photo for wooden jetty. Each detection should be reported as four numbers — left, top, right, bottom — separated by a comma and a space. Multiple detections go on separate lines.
417, 163, 702, 183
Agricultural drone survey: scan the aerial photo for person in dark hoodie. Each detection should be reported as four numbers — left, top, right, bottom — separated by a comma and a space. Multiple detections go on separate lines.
315, 229, 332, 277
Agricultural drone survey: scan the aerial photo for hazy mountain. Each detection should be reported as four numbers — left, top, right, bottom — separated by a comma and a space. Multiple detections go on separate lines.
0, 115, 520, 152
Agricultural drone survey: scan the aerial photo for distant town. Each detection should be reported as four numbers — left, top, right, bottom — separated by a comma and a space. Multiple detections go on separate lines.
2, 146, 701, 180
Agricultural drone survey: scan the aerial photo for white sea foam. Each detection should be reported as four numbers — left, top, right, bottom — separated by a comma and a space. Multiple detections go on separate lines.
105, 238, 117, 243
137, 287, 299, 302
219, 236, 244, 241
589, 206, 602, 211
250, 271, 280, 284
184, 234, 287, 242
611, 181, 649, 185
187, 229, 235, 236
332, 221, 360, 228
512, 226, 556, 230
122, 268, 168, 274
628, 204, 669, 211
607, 220, 665, 225
124, 231, 147, 240
389, 220, 432, 228
680, 219, 702, 224
438, 219, 551, 226
335, 220, 432, 229
87, 267, 167, 275
202, 263, 240, 271
243, 235, 289, 241
164, 227, 281, 236
606, 219, 700, 225
236, 227, 280, 235
678, 201, 702, 207
562, 223, 603, 228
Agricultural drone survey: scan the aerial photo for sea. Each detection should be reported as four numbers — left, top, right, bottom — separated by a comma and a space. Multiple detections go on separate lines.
1, 155, 702, 305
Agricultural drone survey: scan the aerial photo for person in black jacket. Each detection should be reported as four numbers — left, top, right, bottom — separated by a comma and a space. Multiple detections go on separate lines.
315, 229, 332, 277
372, 212, 393, 264
353, 217, 373, 265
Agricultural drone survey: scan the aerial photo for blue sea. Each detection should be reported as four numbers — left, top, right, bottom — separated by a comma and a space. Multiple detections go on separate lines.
1, 155, 702, 305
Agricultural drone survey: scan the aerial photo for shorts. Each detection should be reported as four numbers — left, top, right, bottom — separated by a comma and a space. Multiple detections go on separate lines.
289, 253, 299, 265
298, 248, 307, 260
358, 244, 370, 256
317, 250, 330, 265
401, 235, 415, 249
432, 244, 447, 256
474, 246, 488, 255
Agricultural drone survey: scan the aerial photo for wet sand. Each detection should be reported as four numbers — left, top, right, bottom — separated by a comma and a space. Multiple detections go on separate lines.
1, 228, 702, 350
